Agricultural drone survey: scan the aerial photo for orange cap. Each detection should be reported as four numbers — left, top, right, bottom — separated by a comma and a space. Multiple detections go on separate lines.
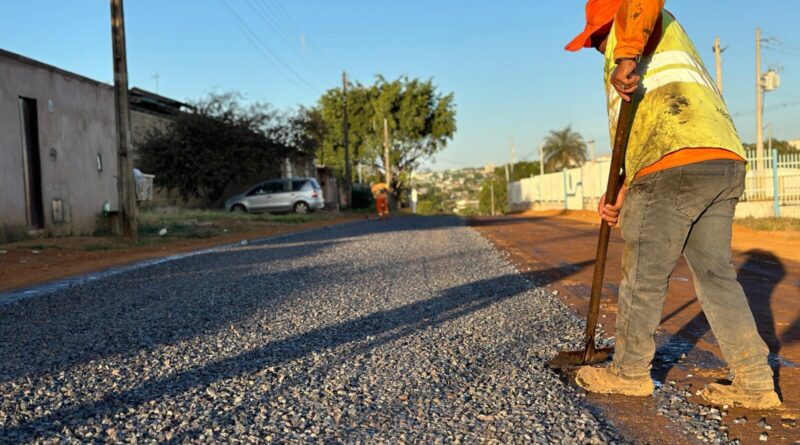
564, 0, 623, 51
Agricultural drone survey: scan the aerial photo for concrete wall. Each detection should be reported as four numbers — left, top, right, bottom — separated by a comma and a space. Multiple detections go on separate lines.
735, 202, 800, 219
0, 50, 118, 239
130, 109, 170, 158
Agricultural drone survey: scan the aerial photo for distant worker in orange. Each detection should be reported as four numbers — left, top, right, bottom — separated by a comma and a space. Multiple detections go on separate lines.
371, 183, 390, 218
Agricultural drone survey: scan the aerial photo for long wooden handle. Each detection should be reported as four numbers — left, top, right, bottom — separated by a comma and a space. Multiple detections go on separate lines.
583, 99, 635, 357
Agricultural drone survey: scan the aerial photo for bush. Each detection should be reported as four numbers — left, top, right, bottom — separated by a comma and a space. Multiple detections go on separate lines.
416, 200, 441, 215
351, 186, 374, 209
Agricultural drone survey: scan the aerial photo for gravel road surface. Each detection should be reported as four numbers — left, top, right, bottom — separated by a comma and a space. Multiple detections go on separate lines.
0, 216, 628, 443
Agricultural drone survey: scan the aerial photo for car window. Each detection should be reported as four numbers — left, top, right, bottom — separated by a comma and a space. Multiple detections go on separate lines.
309, 178, 322, 190
292, 180, 308, 192
263, 181, 280, 194
249, 184, 268, 196
276, 180, 291, 193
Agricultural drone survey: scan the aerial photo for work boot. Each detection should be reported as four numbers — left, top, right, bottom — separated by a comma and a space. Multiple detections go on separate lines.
699, 383, 781, 410
575, 366, 654, 396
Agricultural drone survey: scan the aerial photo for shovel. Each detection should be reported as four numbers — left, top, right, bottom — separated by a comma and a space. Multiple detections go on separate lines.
548, 99, 634, 369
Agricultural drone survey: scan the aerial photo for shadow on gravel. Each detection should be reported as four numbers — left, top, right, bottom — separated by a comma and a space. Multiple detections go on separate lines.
0, 239, 344, 384
2, 260, 593, 440
654, 249, 791, 392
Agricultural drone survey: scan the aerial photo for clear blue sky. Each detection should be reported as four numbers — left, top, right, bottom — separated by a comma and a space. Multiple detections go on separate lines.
2, 1, 799, 170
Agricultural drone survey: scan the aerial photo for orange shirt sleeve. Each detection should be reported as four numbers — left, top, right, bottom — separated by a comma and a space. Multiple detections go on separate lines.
613, 0, 665, 60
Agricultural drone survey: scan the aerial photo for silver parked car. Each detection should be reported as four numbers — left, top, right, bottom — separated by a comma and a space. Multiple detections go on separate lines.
224, 177, 325, 214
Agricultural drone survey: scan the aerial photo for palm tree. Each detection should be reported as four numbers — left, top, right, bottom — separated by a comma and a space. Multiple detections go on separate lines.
542, 126, 588, 172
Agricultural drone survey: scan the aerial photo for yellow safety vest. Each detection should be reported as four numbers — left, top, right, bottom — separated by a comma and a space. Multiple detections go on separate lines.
604, 11, 745, 182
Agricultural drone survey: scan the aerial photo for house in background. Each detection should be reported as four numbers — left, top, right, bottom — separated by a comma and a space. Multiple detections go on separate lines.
129, 87, 188, 153
1, 47, 334, 238
127, 87, 201, 208
0, 49, 119, 240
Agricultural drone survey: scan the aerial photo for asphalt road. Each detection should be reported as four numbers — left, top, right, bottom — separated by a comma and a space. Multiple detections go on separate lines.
1, 216, 629, 444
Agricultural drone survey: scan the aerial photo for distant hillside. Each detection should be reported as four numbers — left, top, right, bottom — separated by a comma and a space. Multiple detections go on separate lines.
412, 167, 487, 215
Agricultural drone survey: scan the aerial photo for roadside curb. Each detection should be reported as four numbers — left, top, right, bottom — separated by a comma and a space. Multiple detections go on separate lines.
0, 219, 362, 306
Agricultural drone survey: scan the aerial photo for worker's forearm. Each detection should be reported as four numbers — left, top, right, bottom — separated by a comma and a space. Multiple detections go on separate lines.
613, 0, 665, 60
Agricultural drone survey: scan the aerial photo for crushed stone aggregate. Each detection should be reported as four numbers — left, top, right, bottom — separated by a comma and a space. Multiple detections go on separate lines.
0, 216, 731, 443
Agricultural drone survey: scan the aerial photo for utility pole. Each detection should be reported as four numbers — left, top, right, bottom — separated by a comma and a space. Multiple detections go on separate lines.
713, 37, 724, 95
756, 28, 764, 174
490, 180, 495, 216
152, 71, 160, 94
110, 0, 137, 240
383, 118, 391, 190
539, 143, 545, 175
767, 123, 772, 154
342, 71, 351, 208
509, 137, 516, 180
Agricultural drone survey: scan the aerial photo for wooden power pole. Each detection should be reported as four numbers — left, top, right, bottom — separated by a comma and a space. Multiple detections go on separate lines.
713, 36, 724, 95
110, 0, 138, 240
509, 137, 516, 180
755, 28, 764, 175
490, 181, 495, 216
342, 72, 351, 209
383, 118, 391, 190
540, 144, 545, 175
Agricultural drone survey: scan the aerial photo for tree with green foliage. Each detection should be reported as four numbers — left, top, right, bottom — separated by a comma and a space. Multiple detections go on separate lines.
743, 139, 799, 155
278, 106, 324, 168
478, 174, 508, 216
509, 161, 541, 181
138, 92, 294, 206
316, 75, 457, 202
416, 187, 449, 215
476, 161, 543, 215
543, 126, 588, 172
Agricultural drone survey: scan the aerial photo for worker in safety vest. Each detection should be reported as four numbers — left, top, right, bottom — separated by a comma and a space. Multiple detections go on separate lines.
371, 183, 390, 218
565, 0, 781, 410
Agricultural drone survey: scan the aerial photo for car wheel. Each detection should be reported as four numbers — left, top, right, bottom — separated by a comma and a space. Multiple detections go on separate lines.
231, 204, 247, 213
293, 201, 309, 214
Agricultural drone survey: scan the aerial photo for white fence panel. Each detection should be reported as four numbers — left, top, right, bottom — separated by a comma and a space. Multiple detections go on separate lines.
776, 152, 800, 205
508, 151, 800, 216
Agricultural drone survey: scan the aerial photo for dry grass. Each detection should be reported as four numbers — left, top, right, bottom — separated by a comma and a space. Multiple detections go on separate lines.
135, 207, 332, 242
735, 217, 800, 232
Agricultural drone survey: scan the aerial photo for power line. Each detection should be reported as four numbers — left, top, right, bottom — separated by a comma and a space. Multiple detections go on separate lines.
218, 0, 321, 95
733, 98, 800, 117
432, 156, 471, 167
762, 33, 800, 51
762, 34, 800, 60
265, 0, 342, 71
247, 0, 339, 81
258, 0, 342, 75
763, 41, 800, 57
244, 0, 337, 86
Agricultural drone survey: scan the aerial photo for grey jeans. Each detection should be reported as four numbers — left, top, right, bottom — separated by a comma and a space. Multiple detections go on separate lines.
612, 159, 774, 392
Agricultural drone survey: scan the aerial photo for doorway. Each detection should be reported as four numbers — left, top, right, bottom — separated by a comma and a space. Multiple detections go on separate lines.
19, 97, 44, 229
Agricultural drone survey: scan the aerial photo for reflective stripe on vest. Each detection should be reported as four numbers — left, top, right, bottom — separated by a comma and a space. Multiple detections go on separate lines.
604, 12, 744, 181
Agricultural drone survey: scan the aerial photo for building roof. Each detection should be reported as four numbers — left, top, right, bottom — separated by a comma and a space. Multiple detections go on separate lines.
0, 48, 112, 90
130, 87, 190, 115
0, 48, 189, 115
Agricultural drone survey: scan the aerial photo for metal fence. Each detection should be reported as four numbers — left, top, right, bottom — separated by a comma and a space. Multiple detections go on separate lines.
742, 150, 800, 206
509, 150, 800, 216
